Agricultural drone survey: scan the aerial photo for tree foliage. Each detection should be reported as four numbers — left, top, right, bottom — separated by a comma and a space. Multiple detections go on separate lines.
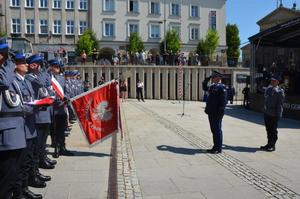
128, 32, 144, 54
160, 30, 181, 54
226, 24, 241, 59
197, 29, 219, 65
75, 29, 99, 55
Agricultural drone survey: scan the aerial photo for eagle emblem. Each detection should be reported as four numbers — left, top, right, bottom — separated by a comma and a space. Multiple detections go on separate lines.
92, 101, 113, 122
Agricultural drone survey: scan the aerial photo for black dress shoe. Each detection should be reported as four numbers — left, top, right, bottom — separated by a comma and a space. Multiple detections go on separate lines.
39, 159, 55, 169
45, 156, 57, 165
206, 148, 222, 154
59, 148, 74, 156
266, 146, 276, 152
28, 177, 47, 188
37, 172, 51, 182
23, 188, 42, 199
260, 144, 269, 150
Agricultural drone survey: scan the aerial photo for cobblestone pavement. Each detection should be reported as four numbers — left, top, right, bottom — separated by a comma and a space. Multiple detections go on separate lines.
132, 102, 299, 199
31, 99, 300, 199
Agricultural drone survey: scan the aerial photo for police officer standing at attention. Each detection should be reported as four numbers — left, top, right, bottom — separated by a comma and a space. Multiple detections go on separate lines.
260, 75, 285, 152
0, 39, 27, 199
202, 71, 227, 154
49, 60, 73, 157
12, 53, 44, 199
26, 55, 56, 170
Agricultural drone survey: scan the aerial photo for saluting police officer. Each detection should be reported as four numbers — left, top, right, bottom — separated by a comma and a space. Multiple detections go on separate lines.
12, 54, 45, 199
26, 55, 57, 170
260, 75, 285, 152
202, 71, 227, 154
48, 60, 73, 157
0, 40, 27, 199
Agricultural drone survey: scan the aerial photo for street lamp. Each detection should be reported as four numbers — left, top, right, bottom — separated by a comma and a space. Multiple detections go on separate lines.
163, 0, 166, 54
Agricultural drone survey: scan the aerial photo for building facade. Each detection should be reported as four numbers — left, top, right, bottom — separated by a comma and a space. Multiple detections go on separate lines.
0, 0, 89, 55
90, 0, 226, 54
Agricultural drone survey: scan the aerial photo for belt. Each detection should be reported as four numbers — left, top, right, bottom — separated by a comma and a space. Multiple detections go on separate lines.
0, 112, 25, 117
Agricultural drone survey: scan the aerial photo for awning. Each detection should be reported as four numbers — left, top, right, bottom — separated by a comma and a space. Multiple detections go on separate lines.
249, 17, 300, 48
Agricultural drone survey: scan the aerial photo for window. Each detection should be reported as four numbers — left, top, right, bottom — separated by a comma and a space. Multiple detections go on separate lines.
150, 2, 160, 14
11, 0, 20, 7
190, 26, 199, 40
103, 22, 115, 37
210, 10, 216, 30
79, 0, 88, 10
40, 19, 48, 34
129, 0, 138, 13
171, 3, 180, 16
25, 0, 34, 8
191, 5, 199, 17
171, 25, 181, 37
40, 0, 48, 8
26, 19, 34, 34
79, 21, 87, 35
66, 20, 74, 34
53, 20, 61, 34
66, 0, 74, 9
104, 0, 115, 11
150, 24, 160, 38
11, 19, 21, 33
128, 24, 138, 36
53, 0, 61, 8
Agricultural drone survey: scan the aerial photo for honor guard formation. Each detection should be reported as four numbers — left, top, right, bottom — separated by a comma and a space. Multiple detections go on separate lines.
0, 38, 84, 199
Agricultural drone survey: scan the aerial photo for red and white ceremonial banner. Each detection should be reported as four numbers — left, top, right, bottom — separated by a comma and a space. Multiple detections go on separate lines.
51, 75, 65, 100
25, 96, 55, 106
71, 80, 122, 145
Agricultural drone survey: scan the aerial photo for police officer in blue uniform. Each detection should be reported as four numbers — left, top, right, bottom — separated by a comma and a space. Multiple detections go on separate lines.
49, 60, 73, 157
202, 71, 227, 154
260, 75, 285, 152
12, 54, 44, 199
0, 40, 27, 199
26, 55, 57, 170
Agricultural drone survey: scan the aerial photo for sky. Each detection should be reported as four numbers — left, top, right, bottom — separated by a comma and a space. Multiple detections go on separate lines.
226, 0, 298, 46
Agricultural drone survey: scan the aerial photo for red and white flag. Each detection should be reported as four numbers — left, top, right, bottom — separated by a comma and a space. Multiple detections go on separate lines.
51, 75, 64, 100
25, 96, 55, 106
71, 80, 122, 145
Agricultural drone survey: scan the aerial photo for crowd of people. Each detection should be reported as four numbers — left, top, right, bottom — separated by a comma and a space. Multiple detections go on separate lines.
0, 38, 85, 199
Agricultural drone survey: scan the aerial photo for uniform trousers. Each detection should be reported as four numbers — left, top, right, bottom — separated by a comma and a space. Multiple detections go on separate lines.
264, 114, 279, 147
14, 138, 36, 194
208, 114, 224, 151
0, 149, 23, 199
36, 123, 50, 161
55, 114, 67, 147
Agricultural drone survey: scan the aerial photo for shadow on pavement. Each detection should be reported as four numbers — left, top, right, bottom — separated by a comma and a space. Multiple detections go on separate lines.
222, 144, 259, 153
47, 150, 111, 157
225, 105, 300, 129
157, 145, 205, 155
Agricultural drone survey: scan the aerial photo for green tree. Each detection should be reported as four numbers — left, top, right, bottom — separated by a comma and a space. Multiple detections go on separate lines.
128, 32, 144, 54
197, 29, 219, 65
160, 30, 181, 54
75, 29, 99, 55
226, 24, 241, 66
0, 31, 6, 37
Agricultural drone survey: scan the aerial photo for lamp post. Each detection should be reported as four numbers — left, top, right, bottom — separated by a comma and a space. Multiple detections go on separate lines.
163, 0, 166, 54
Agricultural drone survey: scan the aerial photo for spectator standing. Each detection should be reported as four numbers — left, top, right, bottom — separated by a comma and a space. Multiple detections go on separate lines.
98, 76, 105, 86
81, 50, 87, 65
120, 80, 128, 102
92, 48, 98, 65
260, 75, 285, 152
242, 85, 250, 108
137, 79, 145, 102
227, 85, 235, 104
83, 79, 91, 91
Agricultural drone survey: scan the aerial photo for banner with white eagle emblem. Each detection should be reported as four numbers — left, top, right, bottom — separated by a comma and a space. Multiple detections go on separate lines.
71, 80, 122, 145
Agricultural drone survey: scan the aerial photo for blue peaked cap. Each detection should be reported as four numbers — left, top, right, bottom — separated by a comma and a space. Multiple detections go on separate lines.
15, 53, 26, 62
48, 59, 60, 66
27, 54, 43, 64
0, 38, 8, 52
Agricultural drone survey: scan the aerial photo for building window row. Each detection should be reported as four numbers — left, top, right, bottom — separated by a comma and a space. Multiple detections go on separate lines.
102, 21, 200, 41
102, 0, 200, 18
11, 18, 87, 35
12, 0, 88, 10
